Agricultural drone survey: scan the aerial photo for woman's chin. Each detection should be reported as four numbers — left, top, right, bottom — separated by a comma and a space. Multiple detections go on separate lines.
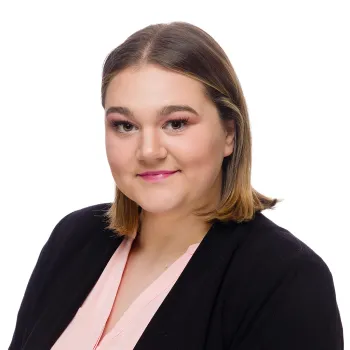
138, 200, 183, 215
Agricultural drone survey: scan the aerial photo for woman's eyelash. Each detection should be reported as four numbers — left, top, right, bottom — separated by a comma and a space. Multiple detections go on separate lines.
110, 117, 190, 133
163, 117, 190, 130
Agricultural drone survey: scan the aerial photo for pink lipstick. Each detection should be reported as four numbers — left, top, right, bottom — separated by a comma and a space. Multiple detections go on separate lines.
138, 170, 179, 183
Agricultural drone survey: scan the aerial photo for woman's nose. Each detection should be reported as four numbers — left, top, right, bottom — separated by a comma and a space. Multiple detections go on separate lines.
136, 128, 167, 161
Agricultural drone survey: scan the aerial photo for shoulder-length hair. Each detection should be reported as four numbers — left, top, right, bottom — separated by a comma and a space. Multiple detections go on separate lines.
101, 21, 281, 237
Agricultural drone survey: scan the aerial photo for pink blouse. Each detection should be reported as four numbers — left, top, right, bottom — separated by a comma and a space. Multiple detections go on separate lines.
52, 237, 200, 350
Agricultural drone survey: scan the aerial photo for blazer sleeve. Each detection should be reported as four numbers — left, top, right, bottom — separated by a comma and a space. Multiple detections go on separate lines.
233, 255, 344, 350
8, 212, 74, 350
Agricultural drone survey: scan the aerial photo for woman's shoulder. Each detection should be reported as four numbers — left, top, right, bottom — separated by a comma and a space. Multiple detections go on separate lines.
58, 201, 112, 226
42, 202, 115, 263
51, 202, 113, 238
219, 212, 338, 320
220, 213, 343, 348
221, 211, 334, 289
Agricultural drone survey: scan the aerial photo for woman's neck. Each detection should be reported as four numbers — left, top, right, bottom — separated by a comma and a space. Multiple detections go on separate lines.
133, 211, 211, 259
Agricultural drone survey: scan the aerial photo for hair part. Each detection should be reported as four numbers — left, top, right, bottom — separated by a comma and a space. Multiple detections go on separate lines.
101, 21, 282, 237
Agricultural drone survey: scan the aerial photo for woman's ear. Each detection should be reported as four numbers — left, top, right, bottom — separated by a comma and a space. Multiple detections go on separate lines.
224, 120, 235, 157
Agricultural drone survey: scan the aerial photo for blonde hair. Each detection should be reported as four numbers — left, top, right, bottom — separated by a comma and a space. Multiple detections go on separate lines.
101, 21, 282, 237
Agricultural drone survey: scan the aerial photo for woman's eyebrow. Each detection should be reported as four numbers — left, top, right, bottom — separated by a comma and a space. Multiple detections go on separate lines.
159, 105, 199, 117
105, 105, 199, 119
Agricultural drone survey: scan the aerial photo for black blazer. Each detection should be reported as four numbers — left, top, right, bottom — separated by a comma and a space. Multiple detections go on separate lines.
9, 203, 343, 350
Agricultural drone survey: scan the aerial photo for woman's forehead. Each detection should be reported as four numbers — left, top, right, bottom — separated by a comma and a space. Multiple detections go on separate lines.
104, 64, 210, 110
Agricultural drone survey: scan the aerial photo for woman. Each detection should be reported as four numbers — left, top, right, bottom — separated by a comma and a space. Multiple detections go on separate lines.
10, 21, 343, 349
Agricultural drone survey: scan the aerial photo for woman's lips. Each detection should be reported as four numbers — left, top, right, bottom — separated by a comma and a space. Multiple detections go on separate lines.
138, 170, 179, 182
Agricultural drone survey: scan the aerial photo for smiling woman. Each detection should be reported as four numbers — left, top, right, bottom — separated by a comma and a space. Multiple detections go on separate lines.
103, 63, 239, 223
9, 21, 343, 350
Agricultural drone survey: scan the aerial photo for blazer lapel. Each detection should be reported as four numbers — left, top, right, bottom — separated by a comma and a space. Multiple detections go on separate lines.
134, 218, 244, 350
23, 230, 122, 350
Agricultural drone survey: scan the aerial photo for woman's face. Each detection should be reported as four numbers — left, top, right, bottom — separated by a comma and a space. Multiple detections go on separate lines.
104, 64, 234, 216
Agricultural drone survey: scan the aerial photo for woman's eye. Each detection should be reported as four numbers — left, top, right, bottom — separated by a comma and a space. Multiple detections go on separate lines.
164, 118, 190, 131
111, 121, 136, 133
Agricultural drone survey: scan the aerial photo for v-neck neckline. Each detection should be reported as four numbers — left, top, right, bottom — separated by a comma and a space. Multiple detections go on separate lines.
96, 237, 201, 347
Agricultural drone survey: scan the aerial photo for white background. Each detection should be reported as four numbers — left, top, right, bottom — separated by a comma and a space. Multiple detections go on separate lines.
1, 0, 348, 347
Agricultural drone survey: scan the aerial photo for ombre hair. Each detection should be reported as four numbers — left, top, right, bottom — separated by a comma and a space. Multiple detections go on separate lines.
101, 21, 281, 237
